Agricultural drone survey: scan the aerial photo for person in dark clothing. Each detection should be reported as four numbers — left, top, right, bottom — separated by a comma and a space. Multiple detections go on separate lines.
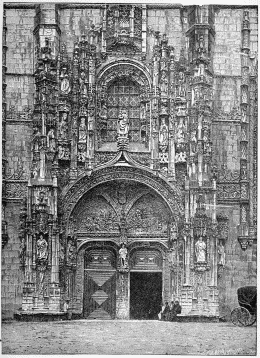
161, 302, 170, 321
171, 300, 182, 321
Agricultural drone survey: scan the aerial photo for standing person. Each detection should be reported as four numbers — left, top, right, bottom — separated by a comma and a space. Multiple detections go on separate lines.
161, 302, 170, 321
169, 301, 175, 321
171, 300, 182, 322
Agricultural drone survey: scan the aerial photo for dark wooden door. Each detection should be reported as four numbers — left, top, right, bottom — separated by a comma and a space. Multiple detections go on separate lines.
83, 249, 116, 319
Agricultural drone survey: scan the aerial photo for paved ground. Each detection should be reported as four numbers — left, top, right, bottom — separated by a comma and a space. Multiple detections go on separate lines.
1, 320, 257, 355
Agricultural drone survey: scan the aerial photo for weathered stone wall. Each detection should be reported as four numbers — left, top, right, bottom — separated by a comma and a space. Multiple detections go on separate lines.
2, 202, 24, 319
212, 7, 257, 317
2, 4, 257, 319
212, 122, 240, 171
217, 204, 256, 315
2, 8, 35, 319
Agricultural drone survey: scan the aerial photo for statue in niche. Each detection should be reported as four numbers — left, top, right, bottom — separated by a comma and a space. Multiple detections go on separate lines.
36, 232, 48, 262
190, 130, 197, 155
241, 108, 247, 122
140, 103, 146, 122
78, 145, 86, 162
197, 35, 206, 55
119, 243, 128, 268
60, 66, 71, 94
178, 72, 185, 97
218, 241, 225, 266
99, 103, 107, 122
159, 118, 168, 150
67, 237, 77, 264
64, 147, 70, 160
202, 128, 209, 142
79, 71, 88, 98
117, 108, 129, 137
160, 72, 168, 95
195, 237, 206, 263
37, 191, 47, 205
58, 145, 65, 159
47, 128, 56, 152
32, 129, 41, 152
78, 118, 87, 142
58, 113, 68, 140
176, 125, 185, 148
169, 222, 178, 248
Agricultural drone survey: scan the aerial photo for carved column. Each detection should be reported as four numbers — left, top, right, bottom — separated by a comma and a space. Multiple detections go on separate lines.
87, 29, 96, 171
2, 9, 8, 248
151, 32, 160, 171
158, 34, 170, 177
238, 10, 250, 250
168, 47, 176, 181
185, 5, 217, 315
141, 5, 147, 58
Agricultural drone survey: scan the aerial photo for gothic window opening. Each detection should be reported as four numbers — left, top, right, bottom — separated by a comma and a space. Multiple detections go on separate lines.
102, 78, 141, 143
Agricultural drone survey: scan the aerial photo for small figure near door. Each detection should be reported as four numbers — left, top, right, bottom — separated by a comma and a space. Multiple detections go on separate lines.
119, 243, 128, 268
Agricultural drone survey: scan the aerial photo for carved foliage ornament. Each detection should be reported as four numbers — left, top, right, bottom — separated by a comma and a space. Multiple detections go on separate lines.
62, 167, 184, 227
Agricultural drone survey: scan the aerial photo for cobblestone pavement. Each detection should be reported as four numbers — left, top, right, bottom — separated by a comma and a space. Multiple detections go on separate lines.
2, 320, 256, 355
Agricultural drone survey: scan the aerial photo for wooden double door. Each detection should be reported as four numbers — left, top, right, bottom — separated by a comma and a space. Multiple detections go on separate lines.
83, 249, 116, 319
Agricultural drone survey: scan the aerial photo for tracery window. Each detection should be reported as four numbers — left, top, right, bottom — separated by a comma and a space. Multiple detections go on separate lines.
104, 79, 141, 142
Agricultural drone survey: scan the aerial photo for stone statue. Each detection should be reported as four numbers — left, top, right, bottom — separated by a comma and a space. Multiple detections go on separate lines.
58, 145, 65, 159
195, 237, 206, 263
169, 222, 178, 247
78, 118, 87, 142
36, 233, 48, 262
117, 109, 129, 137
60, 73, 71, 94
79, 71, 88, 98
47, 128, 56, 152
119, 243, 128, 268
159, 118, 168, 149
140, 103, 146, 122
218, 242, 225, 266
59, 113, 68, 140
160, 72, 168, 95
67, 238, 77, 264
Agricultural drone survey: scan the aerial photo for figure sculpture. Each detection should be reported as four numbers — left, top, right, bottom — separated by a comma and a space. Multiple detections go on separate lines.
218, 242, 225, 266
119, 243, 128, 268
78, 118, 87, 142
117, 109, 129, 137
159, 118, 168, 149
60, 71, 71, 94
47, 128, 56, 152
36, 233, 48, 261
59, 113, 68, 140
195, 237, 206, 263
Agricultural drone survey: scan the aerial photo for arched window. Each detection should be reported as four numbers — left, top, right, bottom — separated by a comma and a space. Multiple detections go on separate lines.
104, 78, 141, 142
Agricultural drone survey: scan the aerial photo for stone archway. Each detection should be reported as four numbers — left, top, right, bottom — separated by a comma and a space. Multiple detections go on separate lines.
61, 165, 184, 319
62, 165, 184, 230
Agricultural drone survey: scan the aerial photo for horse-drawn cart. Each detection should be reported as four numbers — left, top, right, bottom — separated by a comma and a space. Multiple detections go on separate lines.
231, 286, 256, 326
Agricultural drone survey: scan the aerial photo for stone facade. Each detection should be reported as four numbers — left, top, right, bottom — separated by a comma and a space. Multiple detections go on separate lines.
2, 3, 257, 320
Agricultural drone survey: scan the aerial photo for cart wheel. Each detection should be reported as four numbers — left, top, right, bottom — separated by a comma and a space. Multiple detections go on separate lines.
247, 314, 256, 326
231, 307, 251, 326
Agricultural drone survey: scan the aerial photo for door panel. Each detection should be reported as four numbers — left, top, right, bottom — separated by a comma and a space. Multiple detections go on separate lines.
84, 269, 116, 319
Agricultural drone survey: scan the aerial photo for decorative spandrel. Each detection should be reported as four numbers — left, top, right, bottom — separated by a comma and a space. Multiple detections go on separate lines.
126, 193, 170, 235
68, 181, 172, 239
